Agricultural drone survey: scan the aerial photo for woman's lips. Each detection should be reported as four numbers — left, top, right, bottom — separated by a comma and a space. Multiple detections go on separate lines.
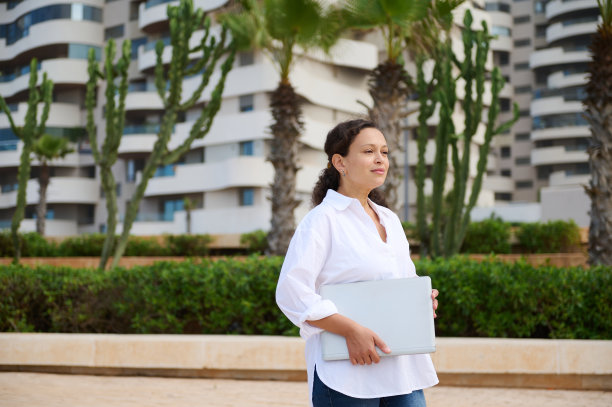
372, 169, 386, 174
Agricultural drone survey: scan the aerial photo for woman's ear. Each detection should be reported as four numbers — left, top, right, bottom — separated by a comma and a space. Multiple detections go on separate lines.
331, 153, 345, 173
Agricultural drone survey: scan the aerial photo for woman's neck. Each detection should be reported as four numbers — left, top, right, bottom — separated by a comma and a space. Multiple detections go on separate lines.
337, 185, 370, 210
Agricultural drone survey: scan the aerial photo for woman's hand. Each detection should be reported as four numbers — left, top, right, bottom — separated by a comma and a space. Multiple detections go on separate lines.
432, 288, 439, 318
344, 322, 391, 366
307, 313, 390, 365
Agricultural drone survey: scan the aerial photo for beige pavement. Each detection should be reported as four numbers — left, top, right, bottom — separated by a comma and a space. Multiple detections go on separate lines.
1, 373, 611, 407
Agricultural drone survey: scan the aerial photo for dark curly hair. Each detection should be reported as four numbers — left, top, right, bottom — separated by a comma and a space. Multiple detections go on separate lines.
311, 119, 388, 207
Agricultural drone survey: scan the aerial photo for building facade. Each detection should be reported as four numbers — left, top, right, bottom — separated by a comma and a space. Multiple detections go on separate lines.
0, 0, 597, 237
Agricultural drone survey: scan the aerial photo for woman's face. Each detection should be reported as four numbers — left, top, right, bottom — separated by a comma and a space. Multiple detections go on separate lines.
334, 127, 389, 193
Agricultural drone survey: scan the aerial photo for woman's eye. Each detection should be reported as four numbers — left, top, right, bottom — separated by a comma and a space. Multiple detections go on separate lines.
382, 151, 388, 155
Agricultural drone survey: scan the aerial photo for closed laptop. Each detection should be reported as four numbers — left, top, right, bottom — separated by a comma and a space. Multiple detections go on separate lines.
319, 276, 436, 361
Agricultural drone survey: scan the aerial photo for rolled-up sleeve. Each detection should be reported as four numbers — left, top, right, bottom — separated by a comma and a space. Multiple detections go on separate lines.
276, 218, 337, 341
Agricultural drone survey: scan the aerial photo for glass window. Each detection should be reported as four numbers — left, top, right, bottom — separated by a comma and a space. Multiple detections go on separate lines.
105, 24, 124, 40
515, 85, 532, 94
491, 26, 511, 37
240, 188, 255, 206
162, 199, 184, 221
239, 94, 254, 112
495, 192, 512, 201
131, 37, 147, 59
515, 180, 533, 189
501, 169, 511, 177
534, 1, 546, 14
501, 146, 511, 158
514, 38, 531, 47
515, 132, 530, 141
513, 15, 530, 24
515, 156, 531, 165
240, 141, 254, 156
500, 98, 511, 112
514, 62, 530, 71
68, 44, 101, 60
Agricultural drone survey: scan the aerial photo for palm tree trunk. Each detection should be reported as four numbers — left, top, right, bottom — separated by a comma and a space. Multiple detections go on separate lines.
36, 161, 50, 236
267, 82, 302, 256
584, 9, 612, 266
366, 60, 411, 214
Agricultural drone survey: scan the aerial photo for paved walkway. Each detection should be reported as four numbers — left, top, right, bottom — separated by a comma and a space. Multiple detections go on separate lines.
1, 372, 610, 407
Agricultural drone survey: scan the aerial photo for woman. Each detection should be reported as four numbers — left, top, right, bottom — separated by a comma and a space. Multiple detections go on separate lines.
276, 119, 439, 406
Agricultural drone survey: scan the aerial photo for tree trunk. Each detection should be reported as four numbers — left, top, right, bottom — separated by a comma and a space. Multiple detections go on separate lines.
36, 161, 50, 236
584, 20, 612, 266
366, 60, 411, 215
98, 169, 118, 270
267, 82, 302, 256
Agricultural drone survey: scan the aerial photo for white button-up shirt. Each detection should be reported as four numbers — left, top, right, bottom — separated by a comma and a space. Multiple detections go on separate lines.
276, 189, 438, 402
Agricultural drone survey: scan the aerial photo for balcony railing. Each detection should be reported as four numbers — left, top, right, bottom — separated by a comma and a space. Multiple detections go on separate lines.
533, 87, 586, 101
145, 0, 174, 9
123, 124, 161, 135
532, 113, 588, 129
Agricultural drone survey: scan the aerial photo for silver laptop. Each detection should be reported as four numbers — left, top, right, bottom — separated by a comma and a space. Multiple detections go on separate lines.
319, 276, 436, 361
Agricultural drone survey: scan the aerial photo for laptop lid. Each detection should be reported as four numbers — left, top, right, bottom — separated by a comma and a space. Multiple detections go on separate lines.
319, 276, 436, 361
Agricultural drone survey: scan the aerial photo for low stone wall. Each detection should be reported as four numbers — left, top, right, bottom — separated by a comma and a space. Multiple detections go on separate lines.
0, 334, 609, 390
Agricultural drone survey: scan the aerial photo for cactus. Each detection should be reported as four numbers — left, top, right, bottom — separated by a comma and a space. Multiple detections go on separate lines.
86, 39, 131, 270
0, 59, 53, 264
415, 10, 519, 258
110, 0, 235, 268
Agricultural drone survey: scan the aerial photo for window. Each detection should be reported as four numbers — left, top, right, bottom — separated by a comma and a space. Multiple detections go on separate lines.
500, 98, 511, 112
515, 156, 531, 165
129, 1, 140, 20
534, 1, 546, 14
240, 188, 255, 206
491, 26, 512, 37
495, 192, 512, 201
104, 24, 124, 40
485, 2, 510, 13
514, 62, 530, 71
240, 141, 254, 156
501, 169, 511, 177
513, 15, 530, 24
239, 51, 254, 66
515, 132, 530, 141
131, 37, 147, 59
514, 38, 531, 47
515, 180, 533, 189
535, 25, 547, 38
501, 146, 511, 158
537, 166, 552, 180
515, 85, 532, 94
239, 94, 254, 112
162, 199, 184, 221
498, 51, 509, 66
519, 109, 531, 117
126, 158, 144, 183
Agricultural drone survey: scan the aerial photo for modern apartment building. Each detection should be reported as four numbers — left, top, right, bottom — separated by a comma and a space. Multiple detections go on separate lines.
479, 0, 597, 226
0, 0, 378, 236
2, 0, 594, 237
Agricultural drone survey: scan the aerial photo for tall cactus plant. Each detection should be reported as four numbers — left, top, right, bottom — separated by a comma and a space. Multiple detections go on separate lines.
415, 10, 519, 258
0, 59, 53, 264
110, 0, 235, 268
86, 39, 131, 270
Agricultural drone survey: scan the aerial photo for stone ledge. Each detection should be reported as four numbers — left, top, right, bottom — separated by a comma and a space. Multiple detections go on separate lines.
0, 334, 610, 390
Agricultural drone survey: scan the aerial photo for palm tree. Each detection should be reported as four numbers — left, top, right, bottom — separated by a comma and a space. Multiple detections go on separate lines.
584, 0, 612, 266
222, 0, 341, 255
341, 0, 433, 214
32, 134, 74, 236
183, 197, 195, 235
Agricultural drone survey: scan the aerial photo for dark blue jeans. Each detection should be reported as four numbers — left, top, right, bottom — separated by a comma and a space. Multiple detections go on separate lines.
312, 368, 427, 407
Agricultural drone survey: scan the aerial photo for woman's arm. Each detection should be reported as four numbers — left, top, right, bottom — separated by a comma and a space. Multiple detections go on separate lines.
307, 314, 391, 366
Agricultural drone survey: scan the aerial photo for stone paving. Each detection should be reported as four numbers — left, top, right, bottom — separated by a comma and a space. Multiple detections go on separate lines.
1, 372, 611, 407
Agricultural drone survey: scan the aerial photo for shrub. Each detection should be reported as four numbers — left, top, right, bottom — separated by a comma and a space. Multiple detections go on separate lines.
0, 231, 56, 257
461, 217, 511, 254
1, 257, 610, 339
57, 234, 107, 256
240, 230, 268, 254
164, 234, 212, 256
516, 220, 581, 253
124, 236, 168, 256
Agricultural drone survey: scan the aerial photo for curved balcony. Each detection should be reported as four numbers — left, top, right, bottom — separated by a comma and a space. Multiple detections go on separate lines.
547, 70, 588, 89
301, 38, 378, 71
144, 157, 322, 197
491, 35, 512, 52
125, 91, 164, 111
530, 47, 590, 69
0, 0, 102, 23
531, 146, 588, 166
483, 175, 514, 193
0, 58, 89, 99
549, 170, 590, 187
531, 125, 590, 141
118, 124, 160, 155
530, 97, 583, 117
0, 102, 83, 129
546, 19, 598, 44
0, 177, 99, 209
9, 218, 79, 236
0, 20, 103, 62
0, 141, 82, 168
138, 0, 228, 33
546, 0, 598, 20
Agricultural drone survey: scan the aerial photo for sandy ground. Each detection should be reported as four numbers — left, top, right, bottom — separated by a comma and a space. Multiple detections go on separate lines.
0, 372, 610, 407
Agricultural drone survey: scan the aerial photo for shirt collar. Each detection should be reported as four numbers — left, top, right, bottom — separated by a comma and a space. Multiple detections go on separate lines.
323, 189, 380, 213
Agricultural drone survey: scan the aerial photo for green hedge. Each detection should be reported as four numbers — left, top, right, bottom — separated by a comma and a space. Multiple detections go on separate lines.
1, 256, 610, 339
0, 232, 212, 257
516, 220, 582, 253
461, 217, 512, 254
